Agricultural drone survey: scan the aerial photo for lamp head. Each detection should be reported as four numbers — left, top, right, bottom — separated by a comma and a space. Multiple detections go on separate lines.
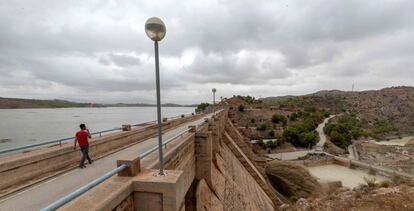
212, 88, 216, 93
145, 17, 166, 41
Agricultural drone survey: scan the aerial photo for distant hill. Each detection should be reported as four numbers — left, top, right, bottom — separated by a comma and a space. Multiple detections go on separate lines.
105, 103, 194, 107
0, 97, 194, 109
262, 86, 414, 135
0, 97, 95, 109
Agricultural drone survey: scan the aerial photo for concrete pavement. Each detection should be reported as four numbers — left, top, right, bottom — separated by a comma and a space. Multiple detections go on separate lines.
0, 116, 208, 211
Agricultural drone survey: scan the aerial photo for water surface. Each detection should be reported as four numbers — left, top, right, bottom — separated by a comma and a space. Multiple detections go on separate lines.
0, 107, 195, 149
307, 164, 388, 188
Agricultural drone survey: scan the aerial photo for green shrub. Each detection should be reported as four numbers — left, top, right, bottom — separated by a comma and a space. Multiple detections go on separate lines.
324, 114, 362, 149
256, 140, 265, 147
282, 126, 301, 146
195, 102, 210, 113
256, 124, 268, 131
268, 130, 275, 137
372, 120, 397, 134
290, 112, 298, 121
330, 130, 351, 149
271, 114, 287, 125
244, 96, 255, 103
304, 106, 316, 113
303, 131, 317, 144
282, 122, 318, 147
266, 140, 278, 149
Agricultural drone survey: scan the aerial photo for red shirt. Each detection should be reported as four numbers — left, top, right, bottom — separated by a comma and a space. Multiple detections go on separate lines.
76, 130, 90, 147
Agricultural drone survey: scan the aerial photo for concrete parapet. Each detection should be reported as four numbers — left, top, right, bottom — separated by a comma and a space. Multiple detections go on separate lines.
132, 169, 186, 211
117, 155, 141, 177
188, 125, 196, 132
0, 114, 203, 197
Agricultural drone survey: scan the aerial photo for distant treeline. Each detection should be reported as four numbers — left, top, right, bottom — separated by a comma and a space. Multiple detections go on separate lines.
0, 97, 195, 109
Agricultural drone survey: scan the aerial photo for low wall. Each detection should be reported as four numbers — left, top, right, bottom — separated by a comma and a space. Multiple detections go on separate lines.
0, 114, 202, 196
303, 152, 414, 183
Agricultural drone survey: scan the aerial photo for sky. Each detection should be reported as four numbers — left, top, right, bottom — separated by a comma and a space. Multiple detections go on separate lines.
0, 0, 414, 104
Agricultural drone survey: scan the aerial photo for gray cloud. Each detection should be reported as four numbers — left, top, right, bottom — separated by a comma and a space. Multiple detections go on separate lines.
0, 0, 414, 104
98, 53, 141, 67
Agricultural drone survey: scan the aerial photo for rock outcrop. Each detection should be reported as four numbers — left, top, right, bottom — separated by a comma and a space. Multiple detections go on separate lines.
266, 160, 322, 199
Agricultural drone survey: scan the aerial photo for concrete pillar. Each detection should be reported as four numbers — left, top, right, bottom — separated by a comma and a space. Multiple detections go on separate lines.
208, 118, 220, 156
117, 155, 141, 177
132, 169, 185, 211
194, 131, 213, 187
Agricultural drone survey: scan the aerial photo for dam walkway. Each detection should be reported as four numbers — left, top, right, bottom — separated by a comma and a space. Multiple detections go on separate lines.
0, 116, 209, 211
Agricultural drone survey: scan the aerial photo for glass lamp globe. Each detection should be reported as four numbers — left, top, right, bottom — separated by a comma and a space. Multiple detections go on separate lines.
145, 17, 166, 41
212, 88, 217, 93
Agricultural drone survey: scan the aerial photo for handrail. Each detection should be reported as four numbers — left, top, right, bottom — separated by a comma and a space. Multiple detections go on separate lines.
0, 113, 194, 155
40, 163, 128, 211
139, 128, 192, 159
41, 125, 197, 211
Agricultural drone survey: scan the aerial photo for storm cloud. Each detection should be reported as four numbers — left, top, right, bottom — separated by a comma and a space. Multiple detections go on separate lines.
1, 0, 414, 104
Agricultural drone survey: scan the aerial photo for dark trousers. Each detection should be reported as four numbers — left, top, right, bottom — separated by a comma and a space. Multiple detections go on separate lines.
80, 145, 92, 167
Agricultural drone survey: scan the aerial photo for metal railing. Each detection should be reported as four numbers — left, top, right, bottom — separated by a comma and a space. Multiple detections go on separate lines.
0, 114, 193, 155
40, 163, 128, 211
40, 110, 222, 211
40, 126, 195, 211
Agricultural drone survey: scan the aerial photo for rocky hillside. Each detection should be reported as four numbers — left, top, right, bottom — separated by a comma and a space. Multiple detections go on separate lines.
262, 86, 414, 136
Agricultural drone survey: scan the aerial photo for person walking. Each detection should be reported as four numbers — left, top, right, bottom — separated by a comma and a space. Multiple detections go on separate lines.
74, 123, 93, 168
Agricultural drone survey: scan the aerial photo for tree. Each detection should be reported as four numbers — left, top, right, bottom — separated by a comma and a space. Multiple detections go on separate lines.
290, 112, 298, 121
302, 131, 317, 146
266, 141, 278, 149
282, 126, 301, 146
283, 123, 317, 148
301, 117, 316, 132
238, 104, 245, 112
271, 114, 287, 126
195, 102, 210, 113
256, 124, 268, 131
244, 96, 255, 103
324, 114, 364, 149
329, 130, 351, 148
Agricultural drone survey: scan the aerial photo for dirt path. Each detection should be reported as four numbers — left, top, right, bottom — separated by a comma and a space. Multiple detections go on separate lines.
315, 115, 335, 150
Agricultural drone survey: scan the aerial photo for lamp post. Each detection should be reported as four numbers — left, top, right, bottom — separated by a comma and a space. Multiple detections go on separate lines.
212, 88, 216, 114
145, 17, 166, 176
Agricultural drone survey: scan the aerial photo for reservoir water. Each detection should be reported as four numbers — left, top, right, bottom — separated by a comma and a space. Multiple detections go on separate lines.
0, 107, 195, 149
307, 164, 388, 189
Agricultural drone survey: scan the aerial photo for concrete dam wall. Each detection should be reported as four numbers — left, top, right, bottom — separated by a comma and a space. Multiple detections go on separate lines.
59, 109, 278, 210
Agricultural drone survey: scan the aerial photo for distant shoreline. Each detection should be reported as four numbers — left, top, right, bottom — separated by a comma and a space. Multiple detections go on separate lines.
0, 105, 196, 109
0, 97, 196, 109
